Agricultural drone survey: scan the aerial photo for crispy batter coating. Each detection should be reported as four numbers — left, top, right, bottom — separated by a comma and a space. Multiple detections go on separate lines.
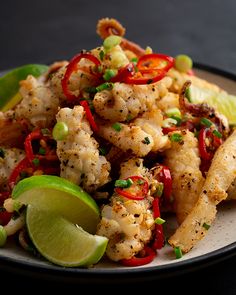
169, 129, 236, 253
164, 130, 204, 223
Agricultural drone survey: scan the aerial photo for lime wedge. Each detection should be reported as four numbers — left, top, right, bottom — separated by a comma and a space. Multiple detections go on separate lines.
12, 175, 100, 233
0, 64, 48, 110
26, 205, 108, 267
186, 84, 236, 125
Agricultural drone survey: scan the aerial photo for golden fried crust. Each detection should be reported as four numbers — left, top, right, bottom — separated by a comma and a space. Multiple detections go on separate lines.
169, 129, 236, 253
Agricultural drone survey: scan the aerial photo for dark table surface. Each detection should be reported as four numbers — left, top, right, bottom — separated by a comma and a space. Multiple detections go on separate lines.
1, 0, 236, 293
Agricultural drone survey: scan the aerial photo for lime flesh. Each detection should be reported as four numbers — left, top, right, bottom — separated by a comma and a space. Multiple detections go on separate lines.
12, 175, 100, 234
187, 84, 236, 125
26, 205, 108, 267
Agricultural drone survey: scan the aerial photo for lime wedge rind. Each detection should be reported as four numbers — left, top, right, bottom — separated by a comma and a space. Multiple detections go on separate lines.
12, 175, 100, 233
0, 64, 48, 109
26, 205, 108, 267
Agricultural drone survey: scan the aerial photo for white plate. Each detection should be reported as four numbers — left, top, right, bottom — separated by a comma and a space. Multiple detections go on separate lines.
1, 65, 236, 283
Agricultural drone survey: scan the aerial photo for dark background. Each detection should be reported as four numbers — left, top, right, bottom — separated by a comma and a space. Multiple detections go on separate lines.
1, 0, 236, 293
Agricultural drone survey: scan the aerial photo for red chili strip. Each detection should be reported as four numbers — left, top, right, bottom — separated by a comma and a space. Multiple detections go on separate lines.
115, 176, 149, 200
152, 198, 165, 250
110, 63, 135, 83
137, 53, 174, 73
124, 53, 173, 85
61, 53, 102, 101
198, 128, 222, 161
80, 100, 99, 133
159, 165, 172, 201
24, 129, 58, 163
120, 246, 156, 267
0, 209, 12, 226
24, 129, 42, 162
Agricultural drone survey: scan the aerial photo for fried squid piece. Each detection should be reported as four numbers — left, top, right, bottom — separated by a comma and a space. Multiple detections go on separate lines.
164, 130, 205, 223
97, 121, 154, 157
93, 78, 172, 122
97, 158, 154, 261
134, 108, 170, 152
56, 106, 111, 193
15, 75, 59, 128
168, 129, 236, 253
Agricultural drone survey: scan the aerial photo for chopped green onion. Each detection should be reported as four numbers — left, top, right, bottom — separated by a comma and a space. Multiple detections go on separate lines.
115, 179, 129, 188
99, 50, 105, 61
126, 178, 134, 187
203, 222, 211, 230
131, 57, 138, 65
96, 82, 114, 92
38, 147, 46, 155
103, 35, 122, 51
165, 107, 182, 119
171, 115, 182, 126
170, 133, 183, 142
174, 246, 183, 259
32, 158, 40, 166
162, 118, 178, 128
154, 217, 166, 225
112, 122, 122, 132
212, 129, 222, 138
200, 117, 213, 127
174, 54, 193, 73
142, 137, 151, 145
103, 69, 118, 81
52, 122, 69, 141
0, 225, 7, 247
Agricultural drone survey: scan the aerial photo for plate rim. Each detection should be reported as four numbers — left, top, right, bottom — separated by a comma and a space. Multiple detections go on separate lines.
0, 63, 236, 283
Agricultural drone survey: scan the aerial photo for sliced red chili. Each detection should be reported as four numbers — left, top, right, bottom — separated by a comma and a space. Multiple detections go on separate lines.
162, 126, 178, 135
24, 129, 58, 163
110, 63, 135, 83
115, 176, 149, 200
159, 165, 172, 201
137, 53, 174, 72
0, 209, 12, 226
120, 246, 156, 267
61, 53, 102, 101
198, 128, 223, 161
152, 198, 165, 250
80, 100, 99, 133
